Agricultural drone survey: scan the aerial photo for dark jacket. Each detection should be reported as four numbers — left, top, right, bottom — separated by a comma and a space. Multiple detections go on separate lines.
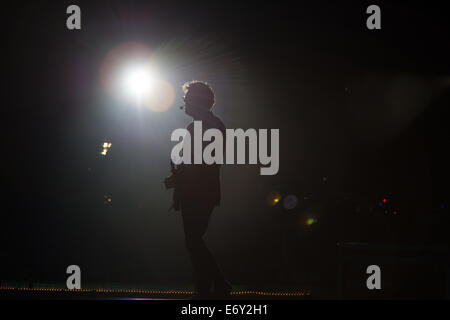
177, 112, 226, 208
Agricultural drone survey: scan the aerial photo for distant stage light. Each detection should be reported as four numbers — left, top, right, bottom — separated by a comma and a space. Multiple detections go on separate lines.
100, 142, 112, 156
104, 195, 112, 205
267, 192, 281, 206
306, 218, 317, 226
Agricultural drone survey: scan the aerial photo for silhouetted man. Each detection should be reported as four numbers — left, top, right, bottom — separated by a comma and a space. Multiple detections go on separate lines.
164, 81, 231, 299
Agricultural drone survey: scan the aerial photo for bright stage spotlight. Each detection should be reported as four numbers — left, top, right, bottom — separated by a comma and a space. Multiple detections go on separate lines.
100, 43, 175, 112
122, 65, 155, 102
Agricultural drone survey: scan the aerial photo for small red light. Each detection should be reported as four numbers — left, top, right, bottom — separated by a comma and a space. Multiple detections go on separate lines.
382, 198, 387, 203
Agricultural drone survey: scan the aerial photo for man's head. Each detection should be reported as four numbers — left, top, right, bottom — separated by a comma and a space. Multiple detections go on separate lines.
182, 81, 215, 117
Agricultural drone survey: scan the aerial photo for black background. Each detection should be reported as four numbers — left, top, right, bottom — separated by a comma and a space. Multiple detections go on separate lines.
2, 1, 450, 297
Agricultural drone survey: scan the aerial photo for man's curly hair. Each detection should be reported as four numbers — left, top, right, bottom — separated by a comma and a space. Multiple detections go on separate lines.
182, 80, 215, 110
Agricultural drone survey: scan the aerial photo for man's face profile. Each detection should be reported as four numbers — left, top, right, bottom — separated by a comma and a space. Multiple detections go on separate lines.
183, 92, 209, 117
183, 93, 196, 116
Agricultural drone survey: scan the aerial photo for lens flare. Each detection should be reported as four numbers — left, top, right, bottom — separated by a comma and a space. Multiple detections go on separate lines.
283, 194, 298, 210
141, 79, 175, 112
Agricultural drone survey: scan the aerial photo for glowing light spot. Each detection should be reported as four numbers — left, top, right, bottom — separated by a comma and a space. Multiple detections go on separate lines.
267, 192, 282, 206
306, 218, 317, 226
104, 195, 112, 204
101, 142, 112, 156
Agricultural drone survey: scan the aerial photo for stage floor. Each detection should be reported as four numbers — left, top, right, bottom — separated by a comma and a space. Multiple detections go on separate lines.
0, 287, 312, 300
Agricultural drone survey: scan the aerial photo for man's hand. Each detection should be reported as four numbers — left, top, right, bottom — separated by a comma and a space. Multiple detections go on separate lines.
164, 174, 176, 189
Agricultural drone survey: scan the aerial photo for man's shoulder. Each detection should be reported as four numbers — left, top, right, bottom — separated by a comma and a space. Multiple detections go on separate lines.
186, 121, 194, 130
185, 120, 217, 135
188, 114, 225, 132
210, 114, 225, 132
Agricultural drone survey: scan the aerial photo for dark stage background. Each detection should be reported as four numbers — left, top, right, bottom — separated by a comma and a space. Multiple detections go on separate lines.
2, 1, 450, 296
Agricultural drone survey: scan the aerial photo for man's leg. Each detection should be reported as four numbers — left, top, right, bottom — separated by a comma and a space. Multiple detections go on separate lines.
181, 204, 229, 296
